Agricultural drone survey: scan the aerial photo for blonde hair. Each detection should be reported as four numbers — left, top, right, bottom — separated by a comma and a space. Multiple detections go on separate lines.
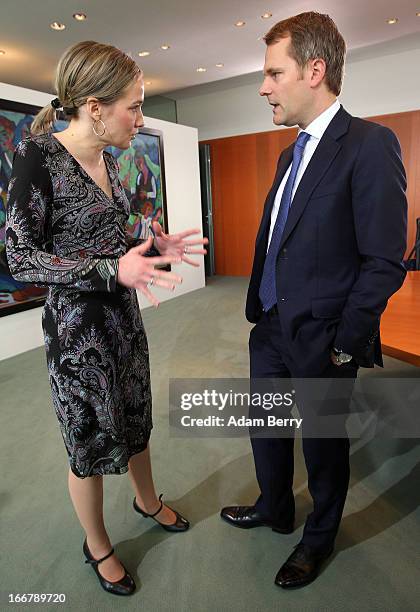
31, 40, 142, 135
264, 12, 346, 96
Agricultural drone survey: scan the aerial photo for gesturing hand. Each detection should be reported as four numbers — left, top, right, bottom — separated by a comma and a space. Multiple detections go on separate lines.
117, 236, 182, 307
152, 222, 208, 267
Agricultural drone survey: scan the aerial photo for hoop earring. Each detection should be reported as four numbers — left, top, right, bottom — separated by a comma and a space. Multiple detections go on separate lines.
92, 118, 106, 137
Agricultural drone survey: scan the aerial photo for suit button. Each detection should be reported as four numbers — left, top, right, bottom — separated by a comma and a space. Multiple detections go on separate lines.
279, 298, 287, 302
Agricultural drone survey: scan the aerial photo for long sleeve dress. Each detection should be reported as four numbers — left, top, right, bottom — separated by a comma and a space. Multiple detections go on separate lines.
6, 133, 153, 478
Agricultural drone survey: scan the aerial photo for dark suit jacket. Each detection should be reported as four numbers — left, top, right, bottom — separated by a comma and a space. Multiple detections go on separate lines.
246, 106, 407, 373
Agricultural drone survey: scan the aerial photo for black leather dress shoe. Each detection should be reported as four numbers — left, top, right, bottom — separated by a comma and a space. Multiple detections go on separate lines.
83, 538, 136, 596
133, 493, 189, 532
220, 505, 294, 534
275, 543, 334, 589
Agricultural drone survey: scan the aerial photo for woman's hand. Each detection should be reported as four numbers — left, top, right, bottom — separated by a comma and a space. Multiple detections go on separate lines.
152, 222, 208, 267
117, 236, 183, 307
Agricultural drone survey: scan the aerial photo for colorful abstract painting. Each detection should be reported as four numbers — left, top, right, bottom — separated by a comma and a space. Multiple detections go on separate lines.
0, 99, 47, 317
109, 127, 168, 241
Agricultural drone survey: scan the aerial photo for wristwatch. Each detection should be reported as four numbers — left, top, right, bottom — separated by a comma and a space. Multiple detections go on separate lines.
332, 347, 353, 364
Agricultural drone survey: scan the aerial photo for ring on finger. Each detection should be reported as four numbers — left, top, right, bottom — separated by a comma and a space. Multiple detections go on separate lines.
148, 276, 155, 287
183, 246, 189, 254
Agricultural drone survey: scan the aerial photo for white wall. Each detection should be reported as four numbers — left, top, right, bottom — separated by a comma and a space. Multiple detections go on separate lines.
135, 115, 204, 310
173, 36, 420, 141
0, 82, 204, 360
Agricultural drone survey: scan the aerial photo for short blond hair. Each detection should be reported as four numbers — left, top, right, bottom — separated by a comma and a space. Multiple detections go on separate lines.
264, 12, 346, 96
31, 40, 142, 135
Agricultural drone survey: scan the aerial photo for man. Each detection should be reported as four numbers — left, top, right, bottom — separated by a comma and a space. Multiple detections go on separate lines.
221, 12, 407, 589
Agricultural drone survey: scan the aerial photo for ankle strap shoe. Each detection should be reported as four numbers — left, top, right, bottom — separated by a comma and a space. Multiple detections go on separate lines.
133, 493, 190, 532
83, 538, 136, 596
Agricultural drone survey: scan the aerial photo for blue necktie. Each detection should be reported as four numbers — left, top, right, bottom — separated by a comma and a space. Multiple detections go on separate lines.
259, 131, 310, 312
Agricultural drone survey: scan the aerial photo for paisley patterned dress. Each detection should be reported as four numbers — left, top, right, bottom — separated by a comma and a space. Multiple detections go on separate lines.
6, 133, 153, 478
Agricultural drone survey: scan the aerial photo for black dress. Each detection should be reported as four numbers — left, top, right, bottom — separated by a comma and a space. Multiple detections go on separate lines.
6, 133, 153, 478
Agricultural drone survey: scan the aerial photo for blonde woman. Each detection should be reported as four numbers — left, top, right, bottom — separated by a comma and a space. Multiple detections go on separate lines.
6, 40, 207, 596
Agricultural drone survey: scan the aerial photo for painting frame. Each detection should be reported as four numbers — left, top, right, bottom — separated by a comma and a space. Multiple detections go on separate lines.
0, 97, 46, 318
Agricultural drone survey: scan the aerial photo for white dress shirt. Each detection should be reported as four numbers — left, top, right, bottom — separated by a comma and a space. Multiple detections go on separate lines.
267, 99, 341, 249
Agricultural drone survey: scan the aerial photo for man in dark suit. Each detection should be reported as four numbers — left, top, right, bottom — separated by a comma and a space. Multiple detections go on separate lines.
221, 12, 407, 588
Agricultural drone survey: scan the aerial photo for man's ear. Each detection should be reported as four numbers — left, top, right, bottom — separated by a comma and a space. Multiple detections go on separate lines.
309, 58, 327, 88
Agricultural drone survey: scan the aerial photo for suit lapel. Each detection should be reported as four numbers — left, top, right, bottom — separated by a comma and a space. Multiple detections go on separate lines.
278, 106, 351, 250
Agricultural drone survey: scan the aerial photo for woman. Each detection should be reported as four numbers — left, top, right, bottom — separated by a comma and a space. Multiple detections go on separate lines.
6, 40, 207, 596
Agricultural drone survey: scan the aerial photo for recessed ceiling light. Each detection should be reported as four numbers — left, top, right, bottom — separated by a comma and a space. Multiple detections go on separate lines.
197, 67, 207, 72
235, 21, 246, 27
216, 63, 224, 68
160, 44, 170, 50
386, 18, 398, 24
50, 21, 66, 31
73, 13, 87, 21
261, 13, 272, 19
0, 50, 5, 56
146, 81, 152, 85
138, 51, 150, 57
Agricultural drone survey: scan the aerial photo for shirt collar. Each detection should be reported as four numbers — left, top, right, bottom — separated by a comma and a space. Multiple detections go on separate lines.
298, 99, 341, 141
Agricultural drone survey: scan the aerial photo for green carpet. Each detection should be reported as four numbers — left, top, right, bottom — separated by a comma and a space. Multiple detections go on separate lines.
1, 276, 419, 611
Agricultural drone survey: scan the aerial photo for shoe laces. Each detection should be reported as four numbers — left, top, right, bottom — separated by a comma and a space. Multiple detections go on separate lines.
292, 543, 313, 563
236, 506, 254, 519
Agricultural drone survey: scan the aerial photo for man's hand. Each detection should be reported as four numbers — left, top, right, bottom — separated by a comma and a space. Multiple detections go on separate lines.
330, 348, 353, 366
330, 349, 343, 366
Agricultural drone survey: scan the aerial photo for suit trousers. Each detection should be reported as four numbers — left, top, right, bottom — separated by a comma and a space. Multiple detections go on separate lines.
249, 308, 359, 553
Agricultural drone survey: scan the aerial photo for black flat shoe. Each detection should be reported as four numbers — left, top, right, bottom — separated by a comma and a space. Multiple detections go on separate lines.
83, 538, 136, 596
274, 543, 334, 589
133, 493, 189, 532
220, 505, 294, 534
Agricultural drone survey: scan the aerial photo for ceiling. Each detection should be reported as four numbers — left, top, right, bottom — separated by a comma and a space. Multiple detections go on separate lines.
1, 0, 420, 97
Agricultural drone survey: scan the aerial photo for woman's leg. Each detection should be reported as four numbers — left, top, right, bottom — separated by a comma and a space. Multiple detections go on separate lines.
68, 468, 126, 582
128, 445, 177, 524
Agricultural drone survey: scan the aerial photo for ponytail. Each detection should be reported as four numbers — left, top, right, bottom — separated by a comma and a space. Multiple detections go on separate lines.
31, 103, 56, 136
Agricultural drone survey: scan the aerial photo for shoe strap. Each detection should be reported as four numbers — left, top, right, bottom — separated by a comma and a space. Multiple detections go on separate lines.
148, 493, 164, 518
85, 547, 115, 566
